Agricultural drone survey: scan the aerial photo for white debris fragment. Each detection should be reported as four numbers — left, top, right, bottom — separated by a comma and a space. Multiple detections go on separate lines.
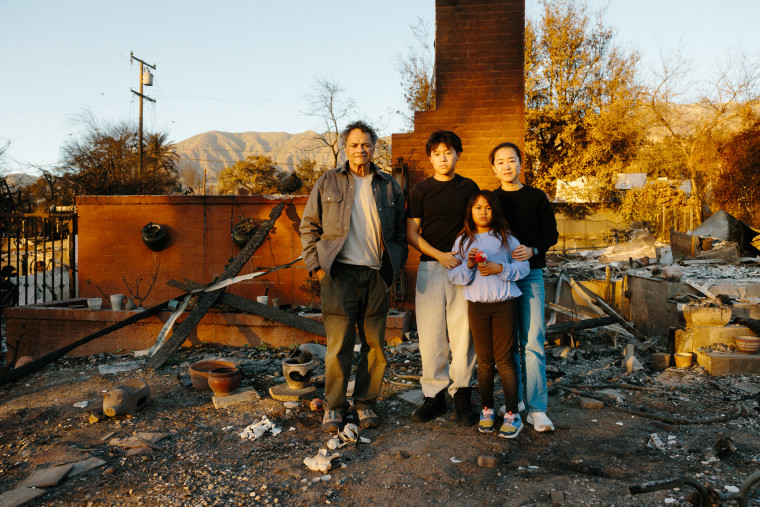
725, 485, 739, 493
359, 436, 371, 444
339, 423, 359, 443
283, 401, 299, 409
303, 449, 339, 473
648, 433, 665, 450
664, 498, 678, 504
73, 401, 90, 408
450, 457, 462, 463
239, 416, 280, 440
616, 422, 624, 426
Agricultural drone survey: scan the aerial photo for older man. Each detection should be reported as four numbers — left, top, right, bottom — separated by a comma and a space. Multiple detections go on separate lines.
300, 120, 407, 432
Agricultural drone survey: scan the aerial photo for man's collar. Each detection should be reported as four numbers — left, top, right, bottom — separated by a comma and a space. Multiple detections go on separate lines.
338, 161, 379, 176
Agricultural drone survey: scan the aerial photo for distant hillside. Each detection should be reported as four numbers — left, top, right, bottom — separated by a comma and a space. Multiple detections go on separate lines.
2, 173, 37, 191
174, 131, 344, 189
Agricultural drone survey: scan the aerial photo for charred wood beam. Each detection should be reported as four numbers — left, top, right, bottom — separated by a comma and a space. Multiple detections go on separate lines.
0, 299, 171, 387
146, 202, 285, 369
545, 316, 618, 336
167, 279, 326, 338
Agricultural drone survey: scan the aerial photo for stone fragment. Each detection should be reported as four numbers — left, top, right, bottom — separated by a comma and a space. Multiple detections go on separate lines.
269, 383, 316, 402
579, 397, 604, 410
477, 455, 499, 468
660, 265, 683, 281
551, 490, 565, 504
125, 446, 153, 457
397, 389, 424, 406
283, 401, 299, 409
0, 487, 46, 507
68, 457, 107, 477
213, 387, 261, 409
17, 463, 74, 488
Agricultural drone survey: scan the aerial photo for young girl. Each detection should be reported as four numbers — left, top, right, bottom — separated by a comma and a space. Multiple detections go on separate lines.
448, 190, 530, 438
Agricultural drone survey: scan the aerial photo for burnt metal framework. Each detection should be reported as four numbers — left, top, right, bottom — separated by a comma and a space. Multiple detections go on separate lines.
0, 212, 77, 311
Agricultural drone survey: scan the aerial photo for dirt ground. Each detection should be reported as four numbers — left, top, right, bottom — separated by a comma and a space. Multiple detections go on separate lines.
1, 331, 760, 506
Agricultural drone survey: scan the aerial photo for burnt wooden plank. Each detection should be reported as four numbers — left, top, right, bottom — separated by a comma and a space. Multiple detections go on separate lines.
146, 202, 285, 369
167, 279, 326, 338
545, 316, 618, 336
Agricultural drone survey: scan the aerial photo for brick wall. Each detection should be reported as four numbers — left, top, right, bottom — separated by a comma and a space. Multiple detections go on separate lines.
76, 195, 313, 308
391, 0, 525, 302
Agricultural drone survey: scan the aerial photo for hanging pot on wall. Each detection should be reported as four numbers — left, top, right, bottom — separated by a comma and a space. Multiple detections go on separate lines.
232, 217, 258, 249
141, 222, 169, 251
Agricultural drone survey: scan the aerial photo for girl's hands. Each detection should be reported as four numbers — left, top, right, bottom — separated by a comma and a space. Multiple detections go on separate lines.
477, 261, 503, 276
466, 248, 480, 269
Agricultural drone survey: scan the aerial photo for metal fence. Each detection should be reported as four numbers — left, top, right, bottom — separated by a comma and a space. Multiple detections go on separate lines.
0, 212, 77, 311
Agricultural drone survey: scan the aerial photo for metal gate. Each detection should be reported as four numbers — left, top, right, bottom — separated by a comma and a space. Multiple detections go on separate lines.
0, 212, 77, 310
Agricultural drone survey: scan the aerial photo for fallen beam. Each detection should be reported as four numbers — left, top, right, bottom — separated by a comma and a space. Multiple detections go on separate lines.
167, 279, 326, 338
545, 316, 618, 336
0, 299, 172, 387
146, 202, 285, 369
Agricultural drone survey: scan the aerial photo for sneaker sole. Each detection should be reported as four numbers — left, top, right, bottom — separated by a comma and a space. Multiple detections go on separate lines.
526, 415, 554, 432
478, 426, 494, 434
498, 424, 523, 439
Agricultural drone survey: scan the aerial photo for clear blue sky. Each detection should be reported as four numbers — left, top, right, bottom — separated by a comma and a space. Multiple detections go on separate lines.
2, 1, 759, 174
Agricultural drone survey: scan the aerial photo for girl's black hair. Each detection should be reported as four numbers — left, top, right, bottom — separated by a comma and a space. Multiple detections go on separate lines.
456, 190, 513, 259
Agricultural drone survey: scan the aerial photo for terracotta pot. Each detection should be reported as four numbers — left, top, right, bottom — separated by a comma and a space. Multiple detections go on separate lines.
189, 360, 236, 391
674, 352, 693, 368
208, 367, 241, 396
282, 358, 316, 389
735, 336, 760, 354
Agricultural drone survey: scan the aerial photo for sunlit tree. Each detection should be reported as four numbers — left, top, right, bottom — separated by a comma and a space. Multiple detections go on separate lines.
215, 155, 281, 195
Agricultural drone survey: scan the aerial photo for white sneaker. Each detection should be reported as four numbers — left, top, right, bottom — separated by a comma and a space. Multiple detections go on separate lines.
526, 412, 554, 432
498, 401, 525, 417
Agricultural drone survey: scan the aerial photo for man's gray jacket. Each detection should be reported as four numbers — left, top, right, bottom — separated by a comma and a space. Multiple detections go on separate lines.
300, 161, 407, 288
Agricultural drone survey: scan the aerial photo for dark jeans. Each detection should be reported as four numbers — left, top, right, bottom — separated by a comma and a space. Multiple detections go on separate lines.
320, 262, 389, 412
467, 299, 518, 412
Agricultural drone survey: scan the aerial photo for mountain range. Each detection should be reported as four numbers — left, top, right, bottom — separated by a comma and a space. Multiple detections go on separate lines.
174, 130, 344, 188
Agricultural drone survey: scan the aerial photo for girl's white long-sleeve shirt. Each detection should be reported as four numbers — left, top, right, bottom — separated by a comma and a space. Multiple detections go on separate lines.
447, 232, 530, 303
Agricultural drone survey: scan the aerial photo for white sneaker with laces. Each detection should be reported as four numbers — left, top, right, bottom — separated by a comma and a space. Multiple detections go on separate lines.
526, 412, 554, 432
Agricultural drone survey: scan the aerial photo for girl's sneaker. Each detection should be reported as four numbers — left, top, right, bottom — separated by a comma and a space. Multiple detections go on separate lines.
478, 408, 495, 433
498, 411, 523, 439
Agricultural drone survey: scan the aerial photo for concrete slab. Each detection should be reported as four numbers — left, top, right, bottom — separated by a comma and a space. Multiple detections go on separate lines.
700, 351, 760, 375
268, 383, 316, 401
17, 463, 73, 488
68, 457, 107, 477
212, 387, 261, 409
0, 487, 46, 507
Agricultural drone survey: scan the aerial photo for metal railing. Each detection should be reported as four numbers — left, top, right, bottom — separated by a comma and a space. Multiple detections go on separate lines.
0, 212, 77, 311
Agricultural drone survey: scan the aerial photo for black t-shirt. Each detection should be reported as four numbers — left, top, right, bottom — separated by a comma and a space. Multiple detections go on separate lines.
408, 174, 479, 261
494, 185, 558, 269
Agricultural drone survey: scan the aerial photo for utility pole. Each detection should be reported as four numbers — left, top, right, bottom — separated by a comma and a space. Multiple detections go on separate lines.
130, 52, 156, 176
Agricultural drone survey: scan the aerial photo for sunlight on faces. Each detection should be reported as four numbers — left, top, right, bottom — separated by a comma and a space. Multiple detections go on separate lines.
428, 143, 459, 180
492, 146, 521, 186
345, 129, 375, 173
472, 195, 493, 233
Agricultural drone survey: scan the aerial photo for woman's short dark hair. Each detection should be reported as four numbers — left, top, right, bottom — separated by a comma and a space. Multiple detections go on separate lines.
340, 120, 378, 146
425, 130, 463, 156
488, 142, 522, 165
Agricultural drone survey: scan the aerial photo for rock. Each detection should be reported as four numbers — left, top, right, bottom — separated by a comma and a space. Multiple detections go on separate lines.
551, 490, 565, 504
477, 455, 499, 468
212, 387, 261, 409
397, 389, 424, 406
661, 265, 683, 281
283, 401, 299, 409
579, 397, 604, 410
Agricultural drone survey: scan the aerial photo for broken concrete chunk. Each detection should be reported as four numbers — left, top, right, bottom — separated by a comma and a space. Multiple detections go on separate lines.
477, 455, 499, 468
579, 397, 604, 410
551, 490, 565, 505
213, 387, 261, 409
660, 265, 683, 281
17, 463, 74, 488
68, 457, 107, 477
0, 487, 46, 507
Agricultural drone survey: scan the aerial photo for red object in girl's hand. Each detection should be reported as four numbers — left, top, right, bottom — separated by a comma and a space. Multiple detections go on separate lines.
475, 251, 488, 263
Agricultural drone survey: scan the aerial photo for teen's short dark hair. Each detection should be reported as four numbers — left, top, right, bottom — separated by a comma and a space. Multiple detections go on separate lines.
488, 142, 522, 165
425, 130, 463, 156
340, 121, 378, 146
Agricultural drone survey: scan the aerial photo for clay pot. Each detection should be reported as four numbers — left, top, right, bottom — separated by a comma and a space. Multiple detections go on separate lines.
189, 360, 236, 391
208, 367, 241, 396
735, 336, 760, 354
282, 358, 316, 389
674, 352, 693, 368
